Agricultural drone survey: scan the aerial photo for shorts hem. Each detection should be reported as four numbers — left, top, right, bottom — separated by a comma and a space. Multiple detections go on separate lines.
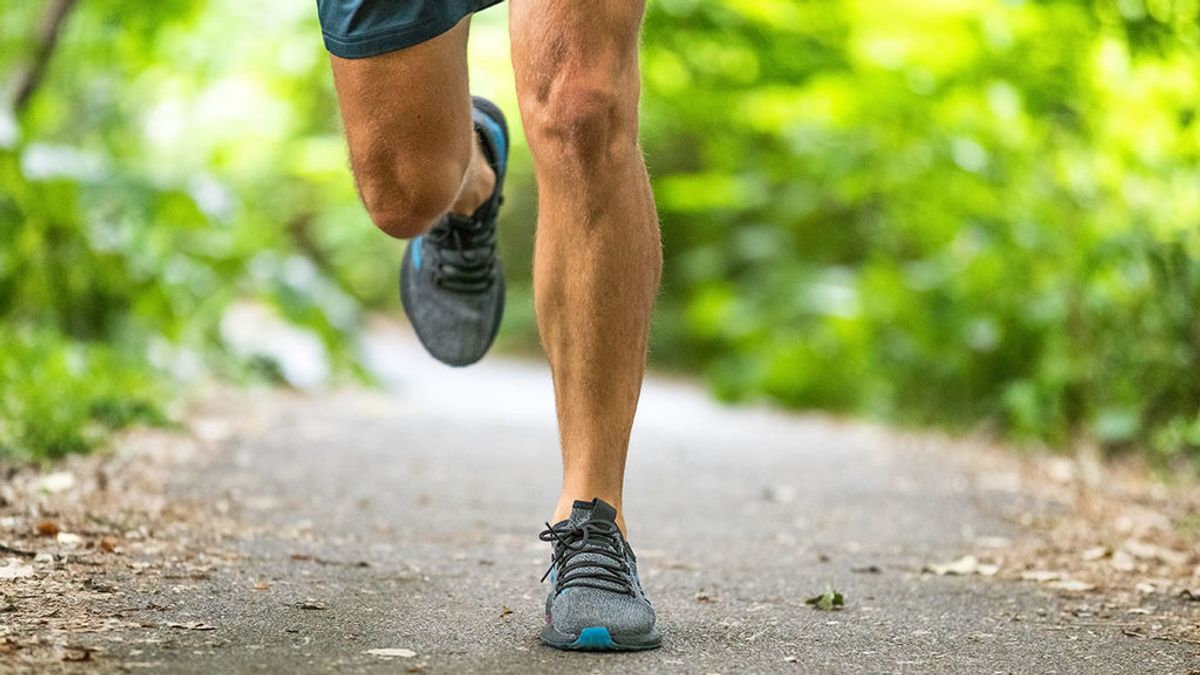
321, 0, 504, 59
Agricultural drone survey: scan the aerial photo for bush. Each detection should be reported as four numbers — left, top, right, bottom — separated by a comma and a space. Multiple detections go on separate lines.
0, 331, 165, 460
3, 0, 1198, 464
0, 0, 372, 459
640, 0, 1200, 461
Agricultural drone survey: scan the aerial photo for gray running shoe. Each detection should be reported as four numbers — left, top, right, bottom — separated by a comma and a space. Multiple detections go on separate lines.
400, 96, 508, 367
538, 499, 661, 651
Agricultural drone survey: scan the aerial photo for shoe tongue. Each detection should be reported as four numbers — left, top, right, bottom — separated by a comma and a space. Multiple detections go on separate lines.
553, 499, 630, 595
568, 498, 618, 527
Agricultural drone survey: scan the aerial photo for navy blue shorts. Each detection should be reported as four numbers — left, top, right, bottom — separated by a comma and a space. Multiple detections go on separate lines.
317, 0, 504, 59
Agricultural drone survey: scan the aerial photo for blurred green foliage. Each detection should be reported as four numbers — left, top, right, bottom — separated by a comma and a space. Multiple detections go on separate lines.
1, 0, 1198, 463
642, 0, 1200, 464
0, 0, 373, 459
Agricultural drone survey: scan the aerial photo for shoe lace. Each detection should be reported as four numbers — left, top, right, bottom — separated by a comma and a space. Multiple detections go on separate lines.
427, 214, 496, 293
538, 520, 634, 596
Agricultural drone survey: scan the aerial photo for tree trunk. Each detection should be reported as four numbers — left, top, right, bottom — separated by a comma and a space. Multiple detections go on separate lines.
9, 0, 79, 115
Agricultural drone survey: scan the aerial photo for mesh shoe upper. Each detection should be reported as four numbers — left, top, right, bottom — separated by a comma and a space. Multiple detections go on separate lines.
539, 499, 657, 639
399, 96, 508, 367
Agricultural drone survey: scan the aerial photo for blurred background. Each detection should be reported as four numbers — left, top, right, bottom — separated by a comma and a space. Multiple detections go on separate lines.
1, 0, 1198, 466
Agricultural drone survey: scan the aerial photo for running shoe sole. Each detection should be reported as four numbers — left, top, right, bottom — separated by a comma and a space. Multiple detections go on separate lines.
540, 624, 662, 652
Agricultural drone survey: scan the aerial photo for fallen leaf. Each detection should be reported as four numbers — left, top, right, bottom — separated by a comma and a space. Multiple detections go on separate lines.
62, 646, 93, 662
0, 544, 36, 559
804, 587, 845, 611
0, 559, 34, 580
289, 553, 370, 568
1111, 550, 1137, 572
84, 578, 118, 593
925, 555, 999, 577
1123, 539, 1158, 560
167, 621, 216, 631
1123, 540, 1191, 567
38, 472, 75, 494
254, 581, 270, 591
99, 537, 118, 553
35, 521, 60, 537
56, 532, 81, 547
499, 606, 512, 618
297, 600, 326, 610
365, 648, 417, 658
1020, 570, 1062, 583
1046, 580, 1096, 592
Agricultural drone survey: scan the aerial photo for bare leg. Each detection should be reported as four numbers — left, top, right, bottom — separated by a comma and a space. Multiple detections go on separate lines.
510, 0, 662, 532
328, 17, 493, 239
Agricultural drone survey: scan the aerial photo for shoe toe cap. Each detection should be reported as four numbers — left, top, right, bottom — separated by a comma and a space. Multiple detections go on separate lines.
401, 252, 504, 367
550, 589, 656, 638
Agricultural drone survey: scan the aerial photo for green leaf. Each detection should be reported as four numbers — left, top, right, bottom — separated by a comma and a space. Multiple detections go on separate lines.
804, 586, 845, 611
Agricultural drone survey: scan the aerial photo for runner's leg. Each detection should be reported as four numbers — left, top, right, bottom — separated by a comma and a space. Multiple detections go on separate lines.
328, 17, 494, 239
509, 0, 662, 532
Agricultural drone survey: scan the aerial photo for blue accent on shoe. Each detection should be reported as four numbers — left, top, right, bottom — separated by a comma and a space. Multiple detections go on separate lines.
573, 627, 616, 649
410, 235, 423, 270
477, 114, 507, 173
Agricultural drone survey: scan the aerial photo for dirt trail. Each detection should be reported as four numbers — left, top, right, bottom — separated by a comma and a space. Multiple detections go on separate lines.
1, 327, 1198, 673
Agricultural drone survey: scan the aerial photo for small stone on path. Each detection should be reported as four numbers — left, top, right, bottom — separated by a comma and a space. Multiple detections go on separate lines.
365, 648, 417, 658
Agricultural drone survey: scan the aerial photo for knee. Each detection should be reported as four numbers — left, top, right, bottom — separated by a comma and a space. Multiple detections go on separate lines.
525, 77, 636, 169
355, 155, 465, 240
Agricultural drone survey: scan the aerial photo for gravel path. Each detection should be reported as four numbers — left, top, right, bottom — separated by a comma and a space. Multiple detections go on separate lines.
93, 328, 1199, 674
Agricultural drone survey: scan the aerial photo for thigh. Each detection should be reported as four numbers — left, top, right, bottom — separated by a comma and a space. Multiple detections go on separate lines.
508, 0, 644, 82
328, 17, 474, 188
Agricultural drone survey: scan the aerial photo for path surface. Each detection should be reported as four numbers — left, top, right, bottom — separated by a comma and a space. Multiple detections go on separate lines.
108, 328, 1198, 674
